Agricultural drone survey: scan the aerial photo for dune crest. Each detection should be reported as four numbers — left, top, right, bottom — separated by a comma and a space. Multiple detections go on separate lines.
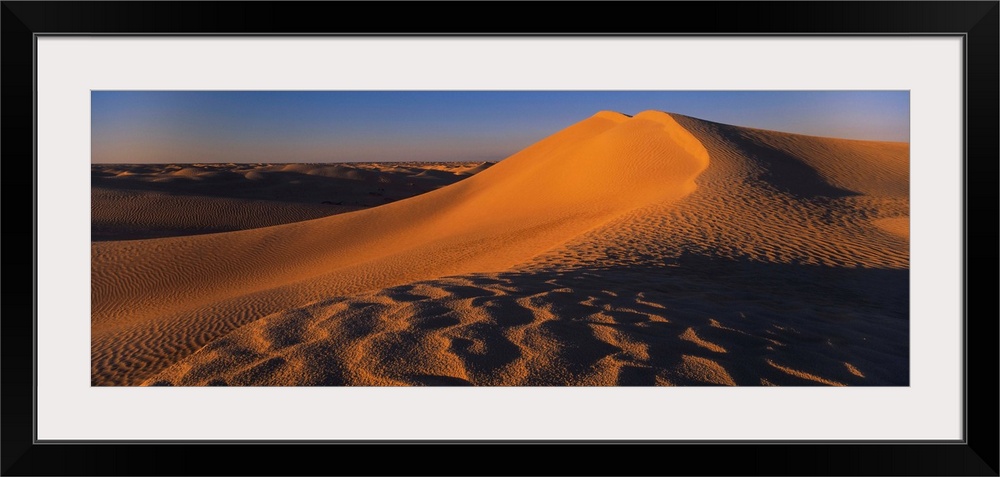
93, 111, 713, 385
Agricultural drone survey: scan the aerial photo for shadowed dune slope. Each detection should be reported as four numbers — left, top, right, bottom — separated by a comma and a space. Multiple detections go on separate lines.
93, 111, 712, 385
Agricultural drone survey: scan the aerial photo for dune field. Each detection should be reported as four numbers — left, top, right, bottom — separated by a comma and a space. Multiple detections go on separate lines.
92, 161, 490, 240
91, 111, 908, 386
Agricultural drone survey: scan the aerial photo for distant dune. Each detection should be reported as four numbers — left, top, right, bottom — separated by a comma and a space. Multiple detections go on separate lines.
92, 162, 490, 240
91, 111, 908, 386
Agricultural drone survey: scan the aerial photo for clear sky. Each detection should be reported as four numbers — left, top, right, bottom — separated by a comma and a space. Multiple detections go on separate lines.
92, 91, 909, 164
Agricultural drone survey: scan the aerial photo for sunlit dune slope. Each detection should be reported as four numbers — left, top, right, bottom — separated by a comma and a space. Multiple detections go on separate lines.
93, 111, 711, 385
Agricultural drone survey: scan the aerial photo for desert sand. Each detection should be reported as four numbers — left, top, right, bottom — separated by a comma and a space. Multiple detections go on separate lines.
91, 111, 908, 386
92, 162, 489, 240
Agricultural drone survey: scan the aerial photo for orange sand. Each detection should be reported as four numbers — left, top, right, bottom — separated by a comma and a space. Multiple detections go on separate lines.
90, 111, 909, 386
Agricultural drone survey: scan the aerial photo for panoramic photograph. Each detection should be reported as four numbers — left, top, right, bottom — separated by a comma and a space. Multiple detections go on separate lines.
91, 91, 909, 386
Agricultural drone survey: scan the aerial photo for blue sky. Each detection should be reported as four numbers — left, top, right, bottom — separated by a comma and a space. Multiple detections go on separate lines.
92, 91, 909, 163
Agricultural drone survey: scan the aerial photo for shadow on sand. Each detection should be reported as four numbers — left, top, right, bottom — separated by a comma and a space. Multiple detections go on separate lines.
151, 254, 908, 387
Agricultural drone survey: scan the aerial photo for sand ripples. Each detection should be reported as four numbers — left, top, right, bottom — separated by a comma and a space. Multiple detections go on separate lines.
92, 111, 908, 386
145, 263, 907, 386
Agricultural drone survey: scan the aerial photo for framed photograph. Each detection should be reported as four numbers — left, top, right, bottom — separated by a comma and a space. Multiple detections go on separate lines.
3, 2, 996, 475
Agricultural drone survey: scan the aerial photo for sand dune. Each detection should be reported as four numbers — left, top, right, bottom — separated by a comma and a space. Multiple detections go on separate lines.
91, 111, 908, 386
92, 162, 489, 240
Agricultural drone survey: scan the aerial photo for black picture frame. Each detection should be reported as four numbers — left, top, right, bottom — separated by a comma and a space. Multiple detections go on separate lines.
2, 2, 997, 475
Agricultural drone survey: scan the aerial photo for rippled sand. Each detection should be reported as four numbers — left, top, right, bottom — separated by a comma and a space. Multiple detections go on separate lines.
91, 111, 908, 386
